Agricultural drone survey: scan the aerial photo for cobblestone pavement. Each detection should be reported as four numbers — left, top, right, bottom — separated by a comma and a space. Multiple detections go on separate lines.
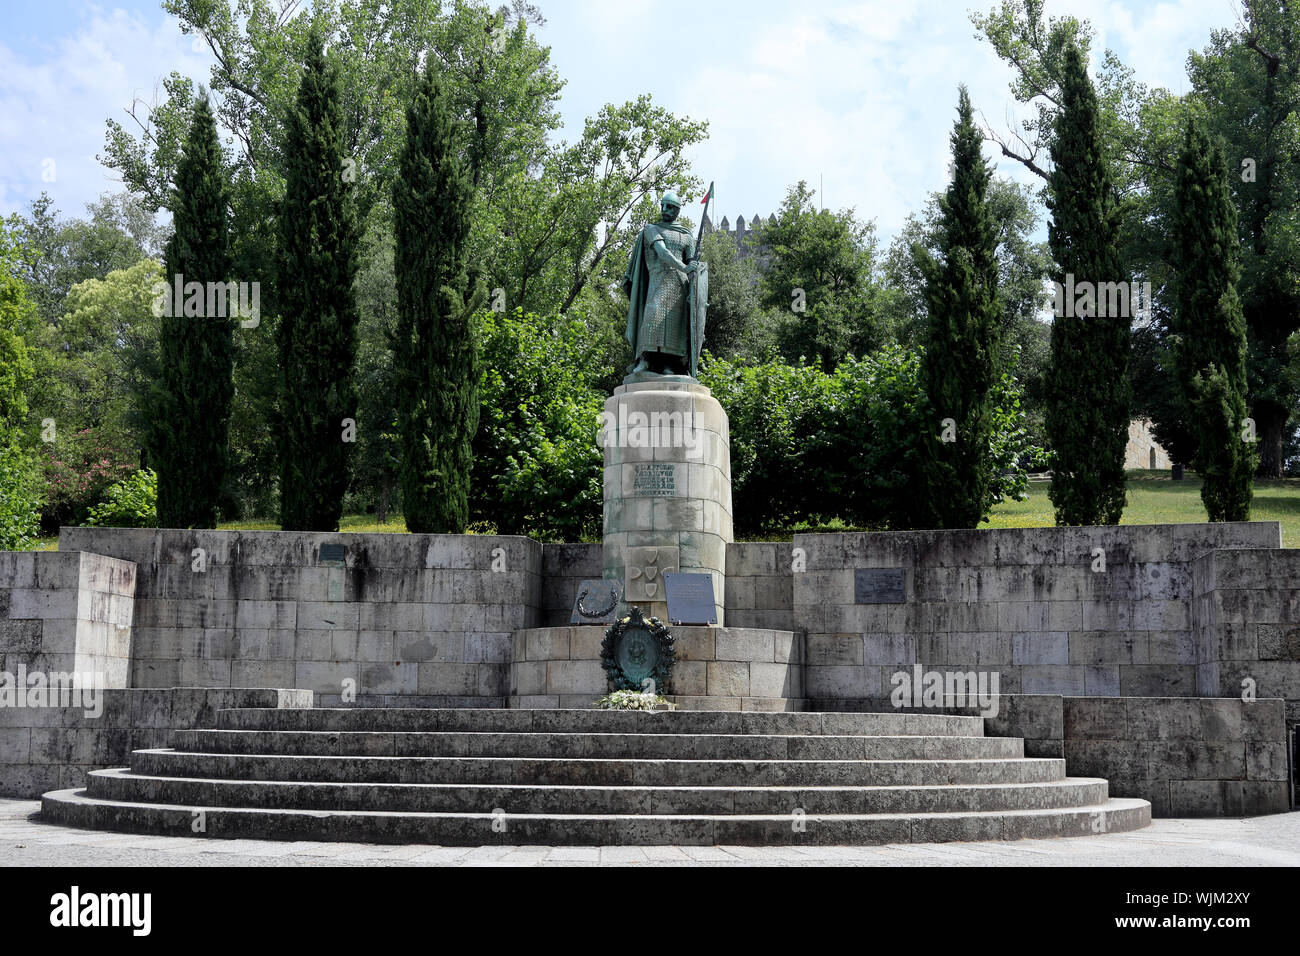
1, 799, 1297, 866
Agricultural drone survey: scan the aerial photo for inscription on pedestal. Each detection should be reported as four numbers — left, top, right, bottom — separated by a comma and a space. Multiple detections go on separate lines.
631, 462, 679, 497
854, 568, 906, 604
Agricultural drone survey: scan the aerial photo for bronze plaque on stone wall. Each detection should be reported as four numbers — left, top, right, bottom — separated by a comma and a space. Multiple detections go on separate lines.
664, 572, 717, 624
854, 568, 906, 604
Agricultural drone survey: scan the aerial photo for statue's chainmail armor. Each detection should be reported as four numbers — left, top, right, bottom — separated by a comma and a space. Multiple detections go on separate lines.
637, 225, 695, 358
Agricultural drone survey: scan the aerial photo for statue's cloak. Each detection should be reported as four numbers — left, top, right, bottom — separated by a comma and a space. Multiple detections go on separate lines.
622, 220, 693, 356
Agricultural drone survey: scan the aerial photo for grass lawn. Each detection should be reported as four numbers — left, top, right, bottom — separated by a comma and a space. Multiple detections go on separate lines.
983, 471, 1300, 548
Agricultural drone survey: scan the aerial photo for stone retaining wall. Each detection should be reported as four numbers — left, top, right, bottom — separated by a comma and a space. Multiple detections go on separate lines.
807, 693, 1291, 816
1063, 696, 1290, 816
0, 551, 136, 688
795, 523, 1280, 701
539, 543, 602, 627
0, 686, 311, 798
1194, 549, 1300, 726
59, 529, 541, 705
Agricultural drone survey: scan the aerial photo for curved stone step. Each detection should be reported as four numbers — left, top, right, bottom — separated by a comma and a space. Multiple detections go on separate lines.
127, 749, 1067, 787
171, 729, 1024, 761
40, 788, 1151, 846
213, 708, 987, 737
85, 767, 1110, 815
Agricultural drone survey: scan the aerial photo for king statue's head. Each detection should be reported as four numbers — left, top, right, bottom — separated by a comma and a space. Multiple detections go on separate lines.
660, 191, 682, 223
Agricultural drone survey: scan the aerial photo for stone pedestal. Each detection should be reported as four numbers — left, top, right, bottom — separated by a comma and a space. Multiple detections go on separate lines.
600, 378, 732, 624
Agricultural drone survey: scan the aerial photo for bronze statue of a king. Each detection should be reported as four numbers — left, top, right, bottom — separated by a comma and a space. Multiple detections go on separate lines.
621, 190, 708, 380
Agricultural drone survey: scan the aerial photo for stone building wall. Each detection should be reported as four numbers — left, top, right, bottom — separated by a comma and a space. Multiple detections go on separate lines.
1125, 418, 1172, 470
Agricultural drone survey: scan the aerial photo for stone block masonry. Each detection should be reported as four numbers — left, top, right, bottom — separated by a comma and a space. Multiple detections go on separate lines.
0, 686, 311, 798
0, 551, 136, 688
794, 523, 1282, 703
508, 623, 802, 710
1063, 696, 1290, 816
808, 693, 1289, 816
59, 529, 542, 704
601, 380, 732, 624
1194, 549, 1300, 724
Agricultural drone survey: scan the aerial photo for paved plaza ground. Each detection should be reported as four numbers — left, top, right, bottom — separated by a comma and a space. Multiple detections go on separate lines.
0, 799, 1295, 867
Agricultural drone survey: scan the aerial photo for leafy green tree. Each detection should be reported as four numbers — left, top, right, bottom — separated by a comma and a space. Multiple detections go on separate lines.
101, 2, 706, 514
975, 0, 1300, 479
697, 227, 762, 360
915, 87, 1005, 528
471, 309, 605, 540
492, 95, 707, 316
276, 31, 361, 531
393, 65, 484, 533
1044, 45, 1130, 526
350, 219, 401, 523
0, 223, 42, 549
759, 182, 886, 369
1174, 118, 1254, 519
1188, 3, 1300, 477
7, 193, 150, 327
700, 348, 1040, 535
37, 259, 162, 465
85, 468, 158, 528
152, 96, 234, 529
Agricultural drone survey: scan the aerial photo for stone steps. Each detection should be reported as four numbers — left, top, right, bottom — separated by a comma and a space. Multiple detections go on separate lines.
39, 707, 1152, 846
41, 788, 1151, 846
170, 729, 1025, 760
212, 707, 987, 736
126, 750, 1067, 786
83, 767, 1111, 815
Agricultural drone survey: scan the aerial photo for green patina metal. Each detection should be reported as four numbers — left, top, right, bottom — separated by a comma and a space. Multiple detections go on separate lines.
599, 606, 676, 694
621, 188, 711, 379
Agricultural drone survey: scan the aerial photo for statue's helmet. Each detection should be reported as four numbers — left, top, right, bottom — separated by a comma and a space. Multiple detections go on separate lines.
660, 191, 682, 210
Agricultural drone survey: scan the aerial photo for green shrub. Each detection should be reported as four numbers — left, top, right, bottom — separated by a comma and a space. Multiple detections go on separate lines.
0, 442, 42, 550
86, 468, 157, 528
701, 346, 1041, 533
471, 308, 606, 540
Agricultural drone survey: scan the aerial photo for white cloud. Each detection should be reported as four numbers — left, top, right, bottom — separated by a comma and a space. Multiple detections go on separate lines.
0, 0, 1242, 244
0, 6, 212, 218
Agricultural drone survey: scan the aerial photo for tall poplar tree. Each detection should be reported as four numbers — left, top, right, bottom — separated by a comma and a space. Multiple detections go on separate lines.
1173, 117, 1254, 521
1044, 44, 1130, 526
916, 86, 1003, 528
153, 96, 233, 529
277, 29, 360, 531
392, 64, 483, 534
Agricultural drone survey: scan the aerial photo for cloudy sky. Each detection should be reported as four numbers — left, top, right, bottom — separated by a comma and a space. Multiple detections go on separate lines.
0, 0, 1244, 242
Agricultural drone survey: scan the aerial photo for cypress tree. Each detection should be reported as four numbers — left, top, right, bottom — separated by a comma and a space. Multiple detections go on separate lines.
916, 86, 1003, 528
392, 64, 483, 534
1044, 44, 1130, 526
153, 96, 233, 529
276, 29, 360, 531
1173, 117, 1254, 521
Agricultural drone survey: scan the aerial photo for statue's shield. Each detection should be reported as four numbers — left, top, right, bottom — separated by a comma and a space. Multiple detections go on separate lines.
688, 260, 708, 378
